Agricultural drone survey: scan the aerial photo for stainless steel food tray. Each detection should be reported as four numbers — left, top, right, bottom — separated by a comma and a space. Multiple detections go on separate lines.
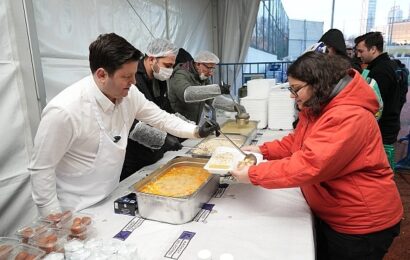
187, 131, 255, 158
132, 157, 219, 224
220, 119, 258, 138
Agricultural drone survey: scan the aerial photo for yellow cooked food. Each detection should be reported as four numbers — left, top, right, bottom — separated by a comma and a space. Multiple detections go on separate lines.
221, 120, 257, 136
138, 166, 210, 197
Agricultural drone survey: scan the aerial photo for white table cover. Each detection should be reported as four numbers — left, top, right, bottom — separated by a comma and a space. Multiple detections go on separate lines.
81, 129, 315, 260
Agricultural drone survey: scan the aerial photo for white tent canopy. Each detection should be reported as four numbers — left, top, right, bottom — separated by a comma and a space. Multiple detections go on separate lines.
0, 0, 259, 236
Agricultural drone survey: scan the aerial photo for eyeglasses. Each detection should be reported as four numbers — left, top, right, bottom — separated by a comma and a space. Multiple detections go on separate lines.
201, 63, 216, 72
287, 84, 308, 97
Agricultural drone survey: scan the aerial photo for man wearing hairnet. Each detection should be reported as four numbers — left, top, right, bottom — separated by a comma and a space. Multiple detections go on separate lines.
169, 50, 245, 124
121, 39, 198, 180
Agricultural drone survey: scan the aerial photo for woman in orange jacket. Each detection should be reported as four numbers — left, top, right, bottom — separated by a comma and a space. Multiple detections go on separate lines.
231, 52, 402, 260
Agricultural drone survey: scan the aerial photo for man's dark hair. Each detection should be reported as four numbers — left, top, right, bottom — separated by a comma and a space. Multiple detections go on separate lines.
287, 52, 351, 117
354, 31, 384, 52
89, 33, 142, 75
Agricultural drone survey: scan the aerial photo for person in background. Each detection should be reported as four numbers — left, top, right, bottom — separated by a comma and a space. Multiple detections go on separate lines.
318, 29, 347, 57
348, 45, 363, 72
231, 52, 402, 260
174, 48, 193, 67
319, 28, 362, 72
346, 45, 355, 59
168, 50, 245, 124
29, 33, 219, 215
121, 39, 192, 181
355, 32, 402, 166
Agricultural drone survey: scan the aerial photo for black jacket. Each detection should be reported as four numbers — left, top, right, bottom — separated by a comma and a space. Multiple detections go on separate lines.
367, 53, 401, 144
121, 60, 174, 180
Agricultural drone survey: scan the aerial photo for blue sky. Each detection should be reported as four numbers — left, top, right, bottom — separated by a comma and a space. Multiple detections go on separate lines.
282, 0, 409, 38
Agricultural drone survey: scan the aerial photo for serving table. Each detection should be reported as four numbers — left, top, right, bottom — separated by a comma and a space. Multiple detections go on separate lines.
81, 129, 315, 260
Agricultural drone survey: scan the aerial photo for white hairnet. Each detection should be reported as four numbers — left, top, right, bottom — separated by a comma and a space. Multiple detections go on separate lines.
194, 51, 220, 64
146, 38, 178, 58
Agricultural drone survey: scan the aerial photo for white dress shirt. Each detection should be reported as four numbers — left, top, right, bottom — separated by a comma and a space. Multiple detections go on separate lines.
29, 75, 197, 215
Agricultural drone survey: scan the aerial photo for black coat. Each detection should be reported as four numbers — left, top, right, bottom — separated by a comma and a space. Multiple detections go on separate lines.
367, 53, 401, 144
121, 60, 174, 180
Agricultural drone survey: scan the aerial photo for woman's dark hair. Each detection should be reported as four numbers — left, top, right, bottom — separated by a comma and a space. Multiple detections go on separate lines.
287, 52, 350, 116
89, 33, 142, 75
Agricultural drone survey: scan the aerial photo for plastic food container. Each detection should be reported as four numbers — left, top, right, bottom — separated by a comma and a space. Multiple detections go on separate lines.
204, 147, 242, 175
0, 237, 19, 260
58, 213, 94, 241
30, 228, 67, 254
41, 209, 73, 227
204, 147, 263, 175
15, 219, 52, 243
8, 243, 46, 260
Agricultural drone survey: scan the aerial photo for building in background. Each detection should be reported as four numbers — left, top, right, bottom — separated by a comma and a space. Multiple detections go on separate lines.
360, 0, 377, 34
390, 20, 410, 45
249, 0, 289, 60
387, 5, 409, 45
388, 5, 404, 24
288, 19, 323, 60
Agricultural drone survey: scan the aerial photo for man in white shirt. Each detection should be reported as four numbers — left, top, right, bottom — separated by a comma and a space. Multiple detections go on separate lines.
29, 33, 218, 215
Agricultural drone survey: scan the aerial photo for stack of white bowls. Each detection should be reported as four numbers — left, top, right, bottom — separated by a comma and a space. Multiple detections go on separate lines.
268, 83, 296, 130
240, 79, 274, 129
247, 79, 271, 98
240, 97, 268, 129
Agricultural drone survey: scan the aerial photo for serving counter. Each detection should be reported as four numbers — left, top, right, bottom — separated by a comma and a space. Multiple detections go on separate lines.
81, 129, 315, 260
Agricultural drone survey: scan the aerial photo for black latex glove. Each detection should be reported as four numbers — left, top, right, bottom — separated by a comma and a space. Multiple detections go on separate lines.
198, 119, 221, 138
219, 82, 231, 95
162, 134, 182, 151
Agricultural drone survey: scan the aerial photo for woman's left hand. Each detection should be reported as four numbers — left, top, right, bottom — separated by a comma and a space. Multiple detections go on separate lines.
230, 165, 252, 183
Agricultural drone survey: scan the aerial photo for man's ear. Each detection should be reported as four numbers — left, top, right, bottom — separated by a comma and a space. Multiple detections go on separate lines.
370, 46, 378, 55
95, 68, 107, 83
147, 56, 156, 64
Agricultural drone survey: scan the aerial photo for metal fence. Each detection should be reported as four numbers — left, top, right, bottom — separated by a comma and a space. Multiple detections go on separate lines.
212, 61, 293, 97
212, 58, 410, 97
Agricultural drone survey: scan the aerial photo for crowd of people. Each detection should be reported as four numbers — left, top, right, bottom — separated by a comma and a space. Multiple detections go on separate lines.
28, 29, 408, 260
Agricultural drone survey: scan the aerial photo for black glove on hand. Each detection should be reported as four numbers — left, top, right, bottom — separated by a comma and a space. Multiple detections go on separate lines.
163, 134, 182, 151
219, 83, 231, 95
198, 119, 221, 138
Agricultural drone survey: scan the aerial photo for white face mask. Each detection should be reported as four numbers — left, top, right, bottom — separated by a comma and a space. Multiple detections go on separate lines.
199, 73, 208, 80
153, 67, 173, 81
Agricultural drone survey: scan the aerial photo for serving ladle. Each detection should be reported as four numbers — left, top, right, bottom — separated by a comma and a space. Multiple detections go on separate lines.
204, 118, 257, 166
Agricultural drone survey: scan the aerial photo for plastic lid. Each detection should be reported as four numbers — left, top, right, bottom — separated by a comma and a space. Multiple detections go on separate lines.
197, 249, 212, 260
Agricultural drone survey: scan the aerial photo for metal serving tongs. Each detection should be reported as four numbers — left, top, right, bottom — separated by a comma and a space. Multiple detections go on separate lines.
204, 117, 257, 166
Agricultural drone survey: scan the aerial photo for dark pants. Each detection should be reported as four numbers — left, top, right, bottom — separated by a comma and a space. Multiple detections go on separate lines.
315, 217, 400, 260
120, 141, 167, 181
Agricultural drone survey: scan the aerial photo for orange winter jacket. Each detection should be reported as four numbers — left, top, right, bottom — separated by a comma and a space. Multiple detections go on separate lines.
249, 69, 403, 234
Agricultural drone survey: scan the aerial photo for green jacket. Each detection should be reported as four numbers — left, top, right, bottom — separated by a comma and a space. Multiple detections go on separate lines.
168, 61, 212, 123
